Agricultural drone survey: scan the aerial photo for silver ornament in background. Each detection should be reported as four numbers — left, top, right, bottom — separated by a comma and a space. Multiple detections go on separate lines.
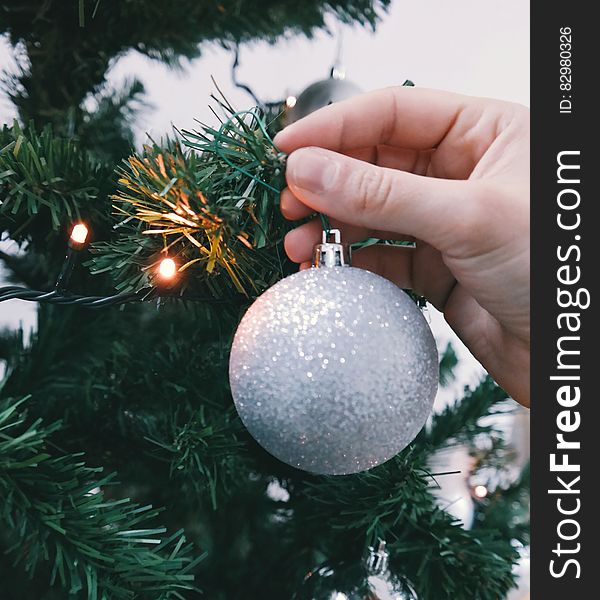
286, 75, 362, 123
296, 540, 417, 600
229, 230, 438, 475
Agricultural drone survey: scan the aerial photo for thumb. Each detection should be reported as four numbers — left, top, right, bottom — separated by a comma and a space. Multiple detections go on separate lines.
285, 147, 481, 252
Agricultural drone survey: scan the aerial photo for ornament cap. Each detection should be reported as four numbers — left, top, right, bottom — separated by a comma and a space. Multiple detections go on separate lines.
366, 539, 390, 575
312, 229, 351, 268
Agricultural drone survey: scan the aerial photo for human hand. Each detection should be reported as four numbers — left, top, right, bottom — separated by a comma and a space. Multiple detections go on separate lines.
274, 87, 530, 406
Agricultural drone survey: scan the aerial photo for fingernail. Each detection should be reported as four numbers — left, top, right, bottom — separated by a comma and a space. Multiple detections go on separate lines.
287, 148, 339, 193
273, 125, 294, 147
284, 227, 310, 263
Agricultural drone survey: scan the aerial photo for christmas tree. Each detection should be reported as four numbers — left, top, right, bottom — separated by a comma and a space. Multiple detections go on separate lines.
0, 2, 529, 598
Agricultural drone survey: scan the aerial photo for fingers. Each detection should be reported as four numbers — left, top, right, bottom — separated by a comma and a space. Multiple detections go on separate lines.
296, 241, 458, 315
284, 147, 480, 253
346, 146, 432, 174
353, 243, 458, 313
350, 245, 413, 289
281, 146, 432, 221
281, 187, 312, 220
298, 246, 413, 289
274, 86, 469, 153
411, 242, 457, 311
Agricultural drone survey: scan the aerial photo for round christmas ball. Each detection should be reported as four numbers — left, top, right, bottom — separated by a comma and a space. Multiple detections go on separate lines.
287, 77, 362, 123
229, 265, 438, 475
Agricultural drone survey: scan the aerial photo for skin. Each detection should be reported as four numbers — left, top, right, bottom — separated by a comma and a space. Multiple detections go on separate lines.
274, 86, 530, 407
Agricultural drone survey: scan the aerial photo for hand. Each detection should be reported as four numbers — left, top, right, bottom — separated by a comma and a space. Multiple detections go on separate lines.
274, 87, 530, 406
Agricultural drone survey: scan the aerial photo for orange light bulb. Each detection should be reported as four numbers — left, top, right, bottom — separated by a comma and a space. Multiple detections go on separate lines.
474, 485, 488, 499
158, 257, 177, 280
70, 223, 89, 245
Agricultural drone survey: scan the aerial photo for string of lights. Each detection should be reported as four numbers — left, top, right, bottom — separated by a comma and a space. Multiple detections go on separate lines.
0, 286, 143, 308
0, 222, 192, 308
0, 222, 428, 310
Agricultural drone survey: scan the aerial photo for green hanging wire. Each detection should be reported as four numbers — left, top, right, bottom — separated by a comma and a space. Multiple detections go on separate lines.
214, 108, 332, 235
213, 109, 283, 195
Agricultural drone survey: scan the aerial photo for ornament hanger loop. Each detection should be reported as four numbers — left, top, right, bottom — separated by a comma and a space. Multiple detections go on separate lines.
323, 229, 341, 244
312, 228, 351, 268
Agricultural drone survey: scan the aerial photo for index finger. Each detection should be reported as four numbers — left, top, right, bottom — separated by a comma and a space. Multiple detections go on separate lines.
274, 86, 470, 153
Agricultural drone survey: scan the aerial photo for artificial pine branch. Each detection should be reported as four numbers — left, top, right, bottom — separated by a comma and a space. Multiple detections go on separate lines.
438, 342, 458, 387
473, 463, 530, 546
0, 114, 527, 599
0, 396, 205, 599
425, 376, 510, 449
89, 104, 293, 297
289, 442, 519, 600
0, 328, 24, 363
78, 79, 148, 163
0, 301, 249, 510
3, 1, 390, 143
287, 434, 503, 593
0, 122, 112, 249
145, 403, 248, 510
0, 247, 55, 289
284, 377, 520, 599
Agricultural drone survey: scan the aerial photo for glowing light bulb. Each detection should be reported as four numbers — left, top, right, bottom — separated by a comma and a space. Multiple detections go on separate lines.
158, 257, 177, 280
70, 223, 89, 245
285, 95, 297, 108
474, 485, 488, 498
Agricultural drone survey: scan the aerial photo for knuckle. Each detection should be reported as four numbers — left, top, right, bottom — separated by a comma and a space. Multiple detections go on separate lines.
353, 166, 394, 219
513, 102, 530, 120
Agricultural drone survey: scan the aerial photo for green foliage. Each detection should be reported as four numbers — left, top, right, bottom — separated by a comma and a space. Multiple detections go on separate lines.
1, 0, 389, 145
0, 121, 112, 249
0, 247, 54, 288
0, 396, 204, 599
439, 342, 458, 387
0, 301, 249, 513
425, 377, 509, 449
88, 102, 293, 297
77, 79, 148, 163
0, 326, 24, 362
473, 464, 530, 546
146, 403, 247, 510
282, 377, 519, 600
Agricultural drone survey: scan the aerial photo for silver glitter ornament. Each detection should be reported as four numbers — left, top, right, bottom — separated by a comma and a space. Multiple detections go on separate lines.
229, 231, 438, 475
287, 76, 362, 123
296, 541, 417, 600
